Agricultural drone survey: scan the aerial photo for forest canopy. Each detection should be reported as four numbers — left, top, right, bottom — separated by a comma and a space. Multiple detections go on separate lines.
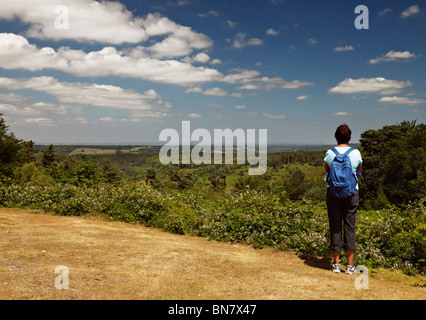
359, 120, 425, 208
1, 114, 425, 209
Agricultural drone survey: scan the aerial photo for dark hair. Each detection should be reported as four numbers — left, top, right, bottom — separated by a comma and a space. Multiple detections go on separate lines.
335, 124, 352, 144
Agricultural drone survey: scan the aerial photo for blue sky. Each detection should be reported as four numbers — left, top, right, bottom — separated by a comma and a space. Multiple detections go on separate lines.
0, 0, 424, 144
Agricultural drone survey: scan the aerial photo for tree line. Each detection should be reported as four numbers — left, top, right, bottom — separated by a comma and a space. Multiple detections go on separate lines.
1, 114, 424, 209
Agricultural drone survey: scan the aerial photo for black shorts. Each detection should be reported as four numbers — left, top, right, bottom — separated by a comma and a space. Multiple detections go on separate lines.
326, 188, 359, 252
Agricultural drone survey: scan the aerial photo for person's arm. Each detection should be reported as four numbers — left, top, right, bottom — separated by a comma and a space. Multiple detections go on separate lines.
357, 163, 362, 177
325, 162, 329, 172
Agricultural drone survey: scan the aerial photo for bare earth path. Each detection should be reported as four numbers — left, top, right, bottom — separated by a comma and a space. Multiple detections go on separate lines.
0, 209, 424, 300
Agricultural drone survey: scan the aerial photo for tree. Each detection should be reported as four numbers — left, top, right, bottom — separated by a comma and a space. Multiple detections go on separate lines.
42, 144, 56, 168
102, 160, 121, 184
145, 168, 156, 183
283, 167, 309, 200
72, 156, 104, 185
0, 114, 24, 180
360, 121, 426, 208
20, 140, 37, 163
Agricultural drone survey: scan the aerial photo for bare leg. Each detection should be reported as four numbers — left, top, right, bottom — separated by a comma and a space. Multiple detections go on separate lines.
347, 249, 354, 266
332, 251, 340, 265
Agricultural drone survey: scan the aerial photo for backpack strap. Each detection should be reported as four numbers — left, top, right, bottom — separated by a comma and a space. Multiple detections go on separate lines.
343, 147, 354, 156
331, 148, 340, 155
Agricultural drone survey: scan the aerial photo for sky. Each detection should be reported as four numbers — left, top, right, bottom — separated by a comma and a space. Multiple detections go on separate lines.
0, 0, 424, 145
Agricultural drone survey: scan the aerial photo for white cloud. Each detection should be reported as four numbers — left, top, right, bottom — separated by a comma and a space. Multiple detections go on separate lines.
191, 52, 211, 63
222, 69, 314, 91
67, 46, 221, 86
247, 38, 264, 46
307, 38, 318, 46
240, 77, 314, 91
333, 111, 351, 116
0, 33, 68, 71
0, 1, 213, 50
5, 103, 89, 126
24, 117, 54, 126
0, 76, 170, 111
368, 50, 420, 64
120, 118, 142, 122
333, 45, 354, 52
222, 69, 260, 84
0, 103, 43, 116
401, 5, 420, 18
266, 28, 280, 36
184, 87, 203, 94
378, 8, 392, 17
206, 103, 224, 109
262, 113, 287, 119
0, 0, 147, 44
188, 113, 202, 118
0, 33, 222, 86
377, 96, 426, 105
129, 111, 171, 118
296, 95, 309, 100
329, 77, 412, 94
232, 33, 264, 49
32, 102, 84, 116
203, 87, 228, 96
176, 0, 191, 7
377, 88, 403, 95
241, 111, 287, 119
235, 105, 246, 109
0, 33, 312, 92
0, 100, 84, 120
197, 10, 219, 18
268, 0, 285, 6
182, 52, 221, 65
0, 93, 31, 103
144, 13, 213, 58
231, 93, 244, 98
236, 84, 261, 90
227, 20, 237, 29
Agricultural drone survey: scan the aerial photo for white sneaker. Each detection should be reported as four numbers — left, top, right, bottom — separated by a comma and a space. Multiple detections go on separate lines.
331, 263, 341, 273
345, 265, 356, 275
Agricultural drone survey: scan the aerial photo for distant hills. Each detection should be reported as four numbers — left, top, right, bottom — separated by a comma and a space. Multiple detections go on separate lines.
34, 144, 361, 156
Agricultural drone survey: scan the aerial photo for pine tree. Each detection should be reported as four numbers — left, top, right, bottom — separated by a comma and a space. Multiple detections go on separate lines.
0, 114, 23, 180
42, 144, 56, 168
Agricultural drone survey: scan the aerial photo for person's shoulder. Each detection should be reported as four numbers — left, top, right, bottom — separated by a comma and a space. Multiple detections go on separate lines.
325, 149, 335, 156
350, 148, 362, 162
351, 148, 362, 156
324, 149, 335, 164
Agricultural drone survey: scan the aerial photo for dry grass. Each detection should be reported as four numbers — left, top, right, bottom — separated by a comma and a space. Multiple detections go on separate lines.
0, 208, 424, 300
70, 148, 116, 155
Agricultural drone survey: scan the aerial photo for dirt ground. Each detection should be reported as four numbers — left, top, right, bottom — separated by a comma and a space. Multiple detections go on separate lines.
0, 208, 424, 300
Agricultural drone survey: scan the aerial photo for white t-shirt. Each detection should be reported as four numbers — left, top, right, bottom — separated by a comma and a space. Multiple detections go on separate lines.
324, 147, 362, 190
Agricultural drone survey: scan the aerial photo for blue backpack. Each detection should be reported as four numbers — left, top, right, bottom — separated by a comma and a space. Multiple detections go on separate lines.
327, 148, 358, 198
